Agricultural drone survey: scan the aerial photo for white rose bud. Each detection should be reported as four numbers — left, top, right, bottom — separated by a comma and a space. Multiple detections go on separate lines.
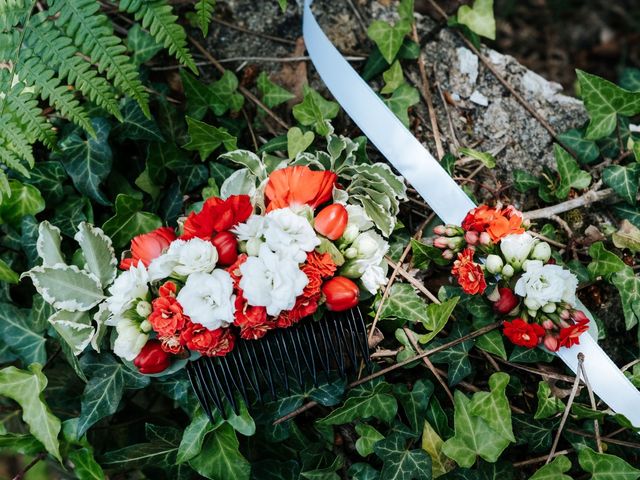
485, 254, 504, 274
501, 264, 515, 277
354, 233, 381, 257
342, 224, 359, 243
542, 302, 556, 313
500, 233, 537, 270
136, 300, 152, 318
524, 296, 541, 311
531, 242, 551, 262
344, 247, 358, 259
246, 238, 262, 257
140, 320, 152, 332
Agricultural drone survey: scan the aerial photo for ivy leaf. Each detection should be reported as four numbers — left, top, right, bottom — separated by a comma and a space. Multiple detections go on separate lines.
603, 165, 639, 205
529, 455, 572, 480
555, 144, 591, 199
57, 118, 112, 206
469, 372, 515, 442
578, 446, 640, 479
419, 297, 458, 344
209, 71, 244, 115
257, 72, 295, 108
0, 433, 44, 456
225, 399, 256, 436
287, 127, 315, 160
74, 222, 117, 288
383, 84, 419, 127
183, 116, 238, 161
181, 70, 211, 120
373, 432, 431, 480
612, 219, 640, 253
20, 161, 67, 205
355, 424, 384, 457
457, 0, 495, 40
0, 303, 46, 366
534, 381, 565, 419
50, 195, 94, 238
0, 365, 61, 461
127, 23, 163, 65
102, 194, 162, 248
0, 258, 18, 283
348, 463, 380, 480
512, 414, 556, 453
558, 128, 600, 164
458, 147, 496, 168
421, 420, 454, 478
317, 382, 398, 425
292, 85, 340, 136
381, 61, 406, 94
442, 391, 511, 467
101, 427, 180, 470
0, 180, 45, 227
577, 70, 640, 140
367, 15, 412, 64
587, 242, 625, 279
513, 169, 540, 192
112, 98, 164, 142
393, 380, 433, 433
411, 239, 449, 269
620, 67, 640, 91
189, 424, 251, 480
68, 447, 106, 480
377, 283, 429, 325
177, 409, 217, 463
430, 325, 473, 386
611, 266, 640, 330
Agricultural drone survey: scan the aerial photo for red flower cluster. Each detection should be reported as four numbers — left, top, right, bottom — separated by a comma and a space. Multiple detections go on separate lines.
182, 195, 252, 240
462, 205, 524, 242
452, 248, 486, 295
120, 227, 176, 269
503, 319, 545, 348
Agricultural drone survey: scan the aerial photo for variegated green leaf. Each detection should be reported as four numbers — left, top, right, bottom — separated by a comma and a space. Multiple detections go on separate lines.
74, 222, 117, 288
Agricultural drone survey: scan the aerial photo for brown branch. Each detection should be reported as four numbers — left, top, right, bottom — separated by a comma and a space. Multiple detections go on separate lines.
523, 189, 615, 221
12, 453, 46, 480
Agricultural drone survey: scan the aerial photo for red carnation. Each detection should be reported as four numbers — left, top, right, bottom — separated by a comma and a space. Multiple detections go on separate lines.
234, 294, 271, 340
182, 195, 252, 240
493, 287, 519, 315
120, 227, 176, 269
503, 318, 545, 348
180, 324, 236, 357
276, 295, 320, 328
452, 248, 486, 295
149, 296, 187, 338
159, 281, 177, 298
305, 251, 337, 278
558, 318, 589, 348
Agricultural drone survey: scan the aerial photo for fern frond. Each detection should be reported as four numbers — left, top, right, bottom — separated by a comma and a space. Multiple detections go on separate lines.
118, 0, 198, 73
25, 13, 122, 120
3, 81, 56, 148
0, 0, 31, 32
16, 52, 95, 135
0, 114, 34, 166
0, 168, 9, 202
194, 0, 215, 37
0, 144, 31, 178
48, 0, 150, 116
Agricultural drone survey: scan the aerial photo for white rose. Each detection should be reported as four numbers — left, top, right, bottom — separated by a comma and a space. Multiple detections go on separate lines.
361, 264, 388, 294
113, 318, 148, 361
177, 270, 236, 330
514, 263, 578, 311
106, 263, 149, 321
148, 238, 218, 279
341, 230, 388, 278
263, 208, 320, 263
239, 244, 308, 316
500, 233, 537, 269
232, 215, 266, 256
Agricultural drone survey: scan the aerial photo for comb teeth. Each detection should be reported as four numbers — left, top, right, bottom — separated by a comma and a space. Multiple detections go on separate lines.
187, 308, 371, 419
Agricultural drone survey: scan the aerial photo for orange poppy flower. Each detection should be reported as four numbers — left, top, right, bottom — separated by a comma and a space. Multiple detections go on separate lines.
462, 205, 524, 243
264, 166, 337, 212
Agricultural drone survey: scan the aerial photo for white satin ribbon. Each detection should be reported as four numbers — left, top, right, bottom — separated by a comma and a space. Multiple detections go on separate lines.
303, 0, 640, 427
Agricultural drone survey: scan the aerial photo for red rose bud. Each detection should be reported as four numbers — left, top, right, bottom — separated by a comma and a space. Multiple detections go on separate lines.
133, 340, 171, 374
212, 231, 239, 266
322, 276, 359, 312
464, 230, 479, 245
493, 287, 519, 315
543, 334, 559, 352
572, 310, 588, 323
314, 204, 348, 240
120, 227, 176, 269
433, 225, 446, 236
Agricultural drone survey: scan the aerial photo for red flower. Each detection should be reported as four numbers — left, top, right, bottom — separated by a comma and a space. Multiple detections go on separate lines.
159, 334, 185, 355
558, 318, 589, 348
212, 231, 239, 266
182, 195, 252, 240
452, 248, 487, 295
314, 204, 348, 240
120, 227, 176, 269
265, 166, 337, 212
159, 281, 177, 298
503, 318, 545, 348
302, 264, 323, 299
493, 287, 519, 315
276, 295, 320, 328
305, 251, 337, 278
134, 340, 171, 374
322, 276, 359, 312
227, 254, 248, 288
148, 296, 187, 337
461, 205, 524, 243
234, 294, 271, 340
181, 324, 236, 357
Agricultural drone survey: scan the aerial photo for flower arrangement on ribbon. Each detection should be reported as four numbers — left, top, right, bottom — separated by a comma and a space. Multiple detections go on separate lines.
23, 135, 406, 376
432, 204, 589, 352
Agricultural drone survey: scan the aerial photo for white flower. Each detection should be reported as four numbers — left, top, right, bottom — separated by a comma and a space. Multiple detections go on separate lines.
531, 242, 552, 262
106, 263, 149, 321
176, 270, 236, 330
148, 238, 218, 280
239, 244, 308, 316
232, 215, 266, 256
514, 263, 578, 311
113, 318, 148, 361
485, 254, 504, 274
341, 230, 388, 278
346, 204, 373, 231
263, 208, 320, 263
361, 264, 388, 294
500, 233, 537, 269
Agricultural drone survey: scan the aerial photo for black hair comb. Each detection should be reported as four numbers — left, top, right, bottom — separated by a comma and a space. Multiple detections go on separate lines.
186, 307, 371, 420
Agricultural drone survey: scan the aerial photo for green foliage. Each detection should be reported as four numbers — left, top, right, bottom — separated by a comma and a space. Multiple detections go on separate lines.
529, 455, 572, 480
102, 194, 162, 248
383, 83, 420, 127
587, 241, 625, 279
534, 381, 565, 419
603, 164, 639, 205
194, 0, 216, 36
258, 71, 295, 108
184, 116, 238, 161
578, 446, 640, 479
367, 0, 413, 64
456, 0, 496, 40
292, 85, 340, 136
554, 143, 592, 199
458, 147, 497, 168
317, 382, 398, 425
374, 431, 432, 480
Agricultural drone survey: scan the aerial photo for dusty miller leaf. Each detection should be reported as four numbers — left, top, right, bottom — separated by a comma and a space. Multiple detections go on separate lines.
37, 221, 65, 267
48, 310, 94, 356
74, 222, 117, 288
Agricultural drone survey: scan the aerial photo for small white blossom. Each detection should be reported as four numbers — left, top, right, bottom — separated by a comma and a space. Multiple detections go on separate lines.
148, 238, 218, 280
485, 254, 504, 274
263, 208, 320, 263
106, 264, 149, 322
341, 230, 388, 278
360, 264, 388, 294
113, 318, 148, 361
177, 270, 236, 330
239, 244, 308, 316
500, 233, 537, 269
531, 242, 552, 262
232, 215, 266, 256
514, 262, 578, 311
